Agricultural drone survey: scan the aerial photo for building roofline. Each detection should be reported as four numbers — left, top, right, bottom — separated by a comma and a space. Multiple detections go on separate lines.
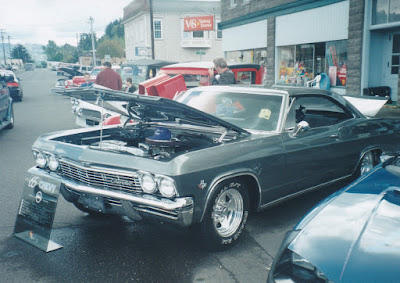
218, 0, 345, 29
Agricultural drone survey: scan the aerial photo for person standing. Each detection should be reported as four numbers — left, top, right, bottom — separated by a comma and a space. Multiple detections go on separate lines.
124, 78, 137, 93
208, 57, 236, 85
95, 61, 122, 90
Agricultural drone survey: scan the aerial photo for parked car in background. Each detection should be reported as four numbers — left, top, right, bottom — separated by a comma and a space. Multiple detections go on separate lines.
12, 65, 19, 71
25, 63, 34, 71
32, 85, 400, 250
65, 65, 121, 88
159, 61, 265, 88
268, 155, 400, 282
0, 73, 14, 130
71, 97, 128, 127
0, 70, 23, 102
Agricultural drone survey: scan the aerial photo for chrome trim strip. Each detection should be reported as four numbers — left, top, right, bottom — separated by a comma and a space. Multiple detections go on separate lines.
200, 171, 262, 222
63, 179, 193, 211
258, 174, 352, 210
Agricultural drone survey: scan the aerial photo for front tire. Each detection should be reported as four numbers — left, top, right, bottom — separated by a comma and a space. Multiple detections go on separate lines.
360, 151, 376, 176
199, 179, 249, 250
6, 105, 14, 129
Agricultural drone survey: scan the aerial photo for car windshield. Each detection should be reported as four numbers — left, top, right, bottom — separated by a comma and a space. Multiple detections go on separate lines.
131, 65, 148, 85
177, 90, 284, 132
91, 68, 102, 76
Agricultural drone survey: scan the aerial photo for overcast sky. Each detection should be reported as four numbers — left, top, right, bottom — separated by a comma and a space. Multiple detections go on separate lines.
0, 0, 132, 46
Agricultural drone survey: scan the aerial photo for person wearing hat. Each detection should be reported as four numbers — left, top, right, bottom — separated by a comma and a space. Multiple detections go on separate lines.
208, 57, 236, 85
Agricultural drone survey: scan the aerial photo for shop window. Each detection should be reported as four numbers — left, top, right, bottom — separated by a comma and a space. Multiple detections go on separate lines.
277, 41, 346, 87
390, 0, 400, 22
326, 40, 347, 87
278, 44, 317, 86
154, 20, 162, 39
230, 0, 237, 7
372, 0, 400, 24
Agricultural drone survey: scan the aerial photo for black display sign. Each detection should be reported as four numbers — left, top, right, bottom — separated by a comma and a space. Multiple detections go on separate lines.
14, 168, 63, 252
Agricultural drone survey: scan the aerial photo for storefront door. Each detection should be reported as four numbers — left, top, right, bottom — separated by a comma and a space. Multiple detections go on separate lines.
382, 33, 399, 102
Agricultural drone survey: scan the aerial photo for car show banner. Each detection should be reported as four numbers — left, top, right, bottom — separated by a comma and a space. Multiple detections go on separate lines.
184, 15, 214, 32
14, 167, 63, 252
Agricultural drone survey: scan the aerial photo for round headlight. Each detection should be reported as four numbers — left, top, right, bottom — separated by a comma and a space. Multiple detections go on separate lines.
47, 155, 59, 171
35, 152, 47, 168
158, 178, 177, 198
140, 174, 157, 194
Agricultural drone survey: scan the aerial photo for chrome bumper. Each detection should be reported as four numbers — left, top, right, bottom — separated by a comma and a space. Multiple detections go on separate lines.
31, 168, 194, 226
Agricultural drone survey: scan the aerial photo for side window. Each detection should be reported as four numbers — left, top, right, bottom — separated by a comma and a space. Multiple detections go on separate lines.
236, 71, 255, 84
293, 96, 352, 127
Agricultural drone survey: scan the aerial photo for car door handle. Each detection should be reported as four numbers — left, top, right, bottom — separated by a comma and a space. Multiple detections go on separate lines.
330, 134, 339, 139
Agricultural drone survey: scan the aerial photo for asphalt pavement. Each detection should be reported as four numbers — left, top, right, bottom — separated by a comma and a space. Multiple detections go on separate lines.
1, 69, 399, 282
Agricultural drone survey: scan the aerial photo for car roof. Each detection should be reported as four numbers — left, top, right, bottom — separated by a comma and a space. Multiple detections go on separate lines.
162, 61, 214, 70
0, 70, 16, 76
189, 85, 289, 96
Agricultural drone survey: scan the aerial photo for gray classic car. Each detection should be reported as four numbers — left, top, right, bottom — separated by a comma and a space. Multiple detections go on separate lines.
30, 86, 400, 249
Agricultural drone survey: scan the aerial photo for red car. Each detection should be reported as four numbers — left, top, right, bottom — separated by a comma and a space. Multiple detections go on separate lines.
159, 61, 265, 87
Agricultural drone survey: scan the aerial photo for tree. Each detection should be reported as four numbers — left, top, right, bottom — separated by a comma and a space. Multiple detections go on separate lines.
61, 44, 79, 63
11, 44, 33, 63
42, 40, 60, 61
96, 39, 124, 59
79, 33, 96, 51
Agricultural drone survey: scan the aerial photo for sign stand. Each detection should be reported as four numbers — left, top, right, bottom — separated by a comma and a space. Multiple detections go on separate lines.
14, 168, 63, 252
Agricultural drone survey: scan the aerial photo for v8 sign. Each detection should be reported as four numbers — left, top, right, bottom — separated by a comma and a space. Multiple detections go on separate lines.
184, 15, 214, 32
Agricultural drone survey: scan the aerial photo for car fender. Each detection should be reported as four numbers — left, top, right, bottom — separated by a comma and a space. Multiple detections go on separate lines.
351, 147, 382, 175
199, 170, 262, 222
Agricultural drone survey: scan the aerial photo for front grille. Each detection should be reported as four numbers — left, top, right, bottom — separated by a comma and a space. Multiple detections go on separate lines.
59, 160, 142, 194
80, 108, 101, 120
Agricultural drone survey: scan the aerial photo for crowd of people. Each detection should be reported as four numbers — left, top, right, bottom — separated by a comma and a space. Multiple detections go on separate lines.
81, 57, 235, 93
81, 61, 136, 93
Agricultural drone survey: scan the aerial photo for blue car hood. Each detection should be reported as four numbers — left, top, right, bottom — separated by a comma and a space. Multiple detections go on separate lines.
289, 166, 400, 282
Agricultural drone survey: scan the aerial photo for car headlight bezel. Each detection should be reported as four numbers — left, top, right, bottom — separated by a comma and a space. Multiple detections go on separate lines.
47, 154, 59, 171
139, 173, 157, 194
33, 150, 47, 168
156, 176, 177, 198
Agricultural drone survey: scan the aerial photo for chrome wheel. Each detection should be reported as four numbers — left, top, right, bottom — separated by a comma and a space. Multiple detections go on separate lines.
360, 151, 374, 175
212, 188, 244, 238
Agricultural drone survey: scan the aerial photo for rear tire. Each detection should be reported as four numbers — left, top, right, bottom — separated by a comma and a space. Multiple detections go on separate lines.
198, 179, 249, 250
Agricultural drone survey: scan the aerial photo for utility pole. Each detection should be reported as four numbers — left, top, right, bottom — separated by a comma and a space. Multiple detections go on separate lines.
149, 0, 155, 59
0, 29, 6, 65
89, 17, 97, 66
7, 35, 12, 63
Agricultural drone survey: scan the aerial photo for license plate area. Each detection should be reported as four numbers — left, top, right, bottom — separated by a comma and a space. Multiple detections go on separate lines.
78, 194, 105, 212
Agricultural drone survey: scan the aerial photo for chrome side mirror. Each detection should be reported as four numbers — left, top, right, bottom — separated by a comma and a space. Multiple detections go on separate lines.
290, 121, 310, 137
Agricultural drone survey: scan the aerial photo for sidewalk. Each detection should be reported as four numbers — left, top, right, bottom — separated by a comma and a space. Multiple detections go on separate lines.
376, 105, 400, 118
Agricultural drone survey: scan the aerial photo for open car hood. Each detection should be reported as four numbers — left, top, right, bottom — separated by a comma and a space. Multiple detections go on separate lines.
343, 95, 388, 117
59, 67, 84, 77
52, 87, 248, 134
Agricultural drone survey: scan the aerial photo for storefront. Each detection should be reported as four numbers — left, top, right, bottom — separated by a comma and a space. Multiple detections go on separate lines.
364, 0, 400, 103
222, 19, 268, 73
275, 1, 349, 93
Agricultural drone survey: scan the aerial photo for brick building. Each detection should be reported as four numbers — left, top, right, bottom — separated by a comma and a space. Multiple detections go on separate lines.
219, 0, 400, 103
